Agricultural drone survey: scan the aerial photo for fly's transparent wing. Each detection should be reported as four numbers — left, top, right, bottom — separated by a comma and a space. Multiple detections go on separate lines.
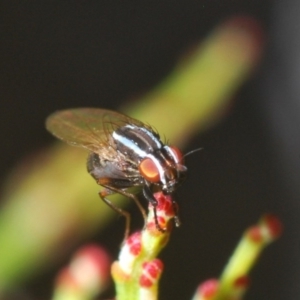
45, 108, 146, 153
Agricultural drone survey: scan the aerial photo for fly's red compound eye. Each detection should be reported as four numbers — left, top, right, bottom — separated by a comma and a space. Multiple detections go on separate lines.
169, 146, 184, 163
139, 157, 160, 183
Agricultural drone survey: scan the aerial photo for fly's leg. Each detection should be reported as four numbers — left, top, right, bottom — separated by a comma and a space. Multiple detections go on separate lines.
98, 178, 147, 240
98, 178, 147, 222
143, 185, 166, 233
99, 188, 131, 240
102, 185, 147, 222
171, 198, 181, 227
119, 189, 147, 222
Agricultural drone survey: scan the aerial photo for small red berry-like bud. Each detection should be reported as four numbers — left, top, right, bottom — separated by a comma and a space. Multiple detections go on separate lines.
155, 192, 175, 217
146, 192, 176, 235
55, 245, 111, 294
196, 279, 219, 299
260, 214, 283, 240
118, 232, 142, 275
127, 231, 142, 256
74, 245, 110, 279
248, 225, 263, 243
139, 259, 164, 288
248, 215, 283, 244
234, 275, 250, 288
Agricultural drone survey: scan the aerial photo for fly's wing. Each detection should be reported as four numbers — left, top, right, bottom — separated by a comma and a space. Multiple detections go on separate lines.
45, 108, 147, 154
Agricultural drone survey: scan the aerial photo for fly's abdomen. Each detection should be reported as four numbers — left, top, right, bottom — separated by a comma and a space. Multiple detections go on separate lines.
87, 152, 142, 187
87, 153, 123, 180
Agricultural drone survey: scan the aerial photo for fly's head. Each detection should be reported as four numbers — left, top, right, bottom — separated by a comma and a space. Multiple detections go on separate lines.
138, 145, 187, 194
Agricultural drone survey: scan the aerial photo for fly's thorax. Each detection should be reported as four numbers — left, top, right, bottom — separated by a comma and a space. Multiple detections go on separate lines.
112, 124, 162, 162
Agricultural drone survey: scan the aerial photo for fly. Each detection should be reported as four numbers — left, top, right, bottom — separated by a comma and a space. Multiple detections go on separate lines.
46, 108, 187, 237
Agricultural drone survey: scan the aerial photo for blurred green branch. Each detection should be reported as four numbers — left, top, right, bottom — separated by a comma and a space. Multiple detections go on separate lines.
0, 16, 263, 295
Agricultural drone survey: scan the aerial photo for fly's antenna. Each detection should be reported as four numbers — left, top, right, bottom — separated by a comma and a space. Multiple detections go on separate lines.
183, 147, 203, 159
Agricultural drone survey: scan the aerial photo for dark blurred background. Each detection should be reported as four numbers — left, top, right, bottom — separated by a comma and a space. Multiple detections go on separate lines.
0, 0, 299, 299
